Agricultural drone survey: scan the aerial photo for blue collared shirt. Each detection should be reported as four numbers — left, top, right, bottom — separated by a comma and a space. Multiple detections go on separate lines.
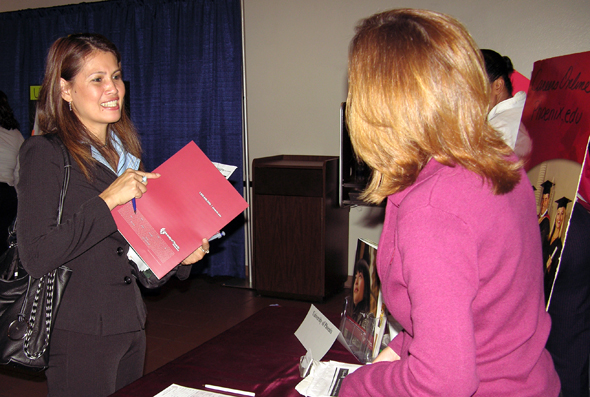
91, 131, 140, 176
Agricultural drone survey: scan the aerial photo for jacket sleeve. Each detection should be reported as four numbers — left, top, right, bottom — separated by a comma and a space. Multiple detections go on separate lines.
340, 206, 480, 396
130, 260, 192, 289
16, 136, 118, 278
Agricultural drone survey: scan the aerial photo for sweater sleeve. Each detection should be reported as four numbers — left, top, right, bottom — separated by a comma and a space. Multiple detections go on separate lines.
341, 205, 480, 396
16, 137, 117, 278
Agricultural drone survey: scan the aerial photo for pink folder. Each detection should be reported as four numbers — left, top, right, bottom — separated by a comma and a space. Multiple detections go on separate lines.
112, 141, 248, 278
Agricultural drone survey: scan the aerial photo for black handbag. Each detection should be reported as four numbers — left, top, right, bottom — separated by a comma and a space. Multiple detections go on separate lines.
0, 135, 72, 371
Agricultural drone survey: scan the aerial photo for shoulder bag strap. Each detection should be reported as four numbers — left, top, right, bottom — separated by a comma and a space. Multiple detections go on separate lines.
20, 135, 72, 359
44, 134, 71, 223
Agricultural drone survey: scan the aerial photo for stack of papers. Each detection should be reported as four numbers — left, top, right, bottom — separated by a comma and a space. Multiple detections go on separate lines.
296, 360, 361, 397
294, 306, 362, 397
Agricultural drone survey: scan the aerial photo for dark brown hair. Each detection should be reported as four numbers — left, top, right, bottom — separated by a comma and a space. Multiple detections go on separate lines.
481, 49, 515, 97
37, 33, 142, 179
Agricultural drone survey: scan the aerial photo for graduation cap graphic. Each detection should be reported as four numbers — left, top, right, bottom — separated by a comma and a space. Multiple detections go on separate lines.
555, 196, 572, 209
540, 181, 554, 195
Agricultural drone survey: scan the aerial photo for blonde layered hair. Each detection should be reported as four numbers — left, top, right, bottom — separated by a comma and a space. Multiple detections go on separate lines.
347, 9, 521, 204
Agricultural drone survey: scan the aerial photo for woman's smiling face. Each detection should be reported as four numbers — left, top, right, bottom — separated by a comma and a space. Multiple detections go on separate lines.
555, 207, 565, 231
61, 50, 124, 139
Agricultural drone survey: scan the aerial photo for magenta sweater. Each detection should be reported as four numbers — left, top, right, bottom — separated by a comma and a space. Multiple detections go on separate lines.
340, 160, 560, 396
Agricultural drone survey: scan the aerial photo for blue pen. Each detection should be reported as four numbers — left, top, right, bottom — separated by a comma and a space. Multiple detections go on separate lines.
132, 198, 137, 214
209, 231, 225, 241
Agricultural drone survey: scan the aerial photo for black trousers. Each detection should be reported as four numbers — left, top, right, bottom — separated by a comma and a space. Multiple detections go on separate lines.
546, 202, 590, 397
0, 182, 17, 254
46, 328, 146, 397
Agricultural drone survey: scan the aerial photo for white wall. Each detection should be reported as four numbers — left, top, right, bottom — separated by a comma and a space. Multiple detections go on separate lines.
3, 0, 590, 275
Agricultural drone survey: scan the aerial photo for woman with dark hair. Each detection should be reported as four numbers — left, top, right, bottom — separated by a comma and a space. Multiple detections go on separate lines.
482, 49, 532, 160
0, 90, 23, 254
340, 9, 559, 396
351, 258, 371, 325
16, 33, 209, 397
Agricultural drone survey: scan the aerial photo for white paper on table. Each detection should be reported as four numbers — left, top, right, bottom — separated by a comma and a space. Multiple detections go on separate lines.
154, 384, 234, 397
295, 361, 361, 397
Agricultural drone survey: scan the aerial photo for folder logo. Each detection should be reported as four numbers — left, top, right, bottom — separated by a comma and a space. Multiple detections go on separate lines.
160, 228, 180, 251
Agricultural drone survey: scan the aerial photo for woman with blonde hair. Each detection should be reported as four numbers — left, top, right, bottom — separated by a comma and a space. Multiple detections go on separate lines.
340, 9, 560, 396
544, 197, 571, 303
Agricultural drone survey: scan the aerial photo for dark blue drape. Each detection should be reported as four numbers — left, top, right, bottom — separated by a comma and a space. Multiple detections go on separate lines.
0, 0, 246, 278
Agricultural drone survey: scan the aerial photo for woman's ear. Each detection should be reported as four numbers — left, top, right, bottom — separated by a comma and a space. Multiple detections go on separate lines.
60, 78, 72, 102
491, 78, 505, 95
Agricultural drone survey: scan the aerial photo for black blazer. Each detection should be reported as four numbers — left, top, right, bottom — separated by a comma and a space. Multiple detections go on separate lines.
16, 135, 189, 336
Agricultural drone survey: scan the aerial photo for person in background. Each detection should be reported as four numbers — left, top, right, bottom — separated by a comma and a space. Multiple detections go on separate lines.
539, 180, 555, 271
544, 197, 572, 303
351, 258, 371, 325
0, 90, 24, 255
340, 9, 560, 396
539, 180, 555, 242
16, 33, 209, 397
482, 49, 532, 161
546, 145, 590, 397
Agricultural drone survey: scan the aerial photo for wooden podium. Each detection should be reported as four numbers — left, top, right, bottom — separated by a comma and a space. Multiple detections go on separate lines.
252, 155, 349, 301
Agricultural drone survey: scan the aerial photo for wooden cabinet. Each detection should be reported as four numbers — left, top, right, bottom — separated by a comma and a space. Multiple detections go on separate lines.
252, 155, 349, 301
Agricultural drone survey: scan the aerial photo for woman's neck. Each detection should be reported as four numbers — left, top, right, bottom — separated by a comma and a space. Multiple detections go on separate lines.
550, 228, 561, 243
492, 90, 511, 108
88, 127, 109, 146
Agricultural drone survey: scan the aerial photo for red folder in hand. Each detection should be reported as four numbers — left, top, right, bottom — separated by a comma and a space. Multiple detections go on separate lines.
111, 141, 248, 279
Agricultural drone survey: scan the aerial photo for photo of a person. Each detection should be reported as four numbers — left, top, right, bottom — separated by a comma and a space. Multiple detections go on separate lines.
369, 256, 381, 315
340, 239, 382, 364
538, 180, 554, 245
538, 180, 554, 264
351, 258, 371, 325
544, 196, 572, 303
546, 144, 590, 395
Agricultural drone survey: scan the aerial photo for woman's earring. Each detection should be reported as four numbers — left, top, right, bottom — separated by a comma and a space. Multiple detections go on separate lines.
68, 101, 72, 111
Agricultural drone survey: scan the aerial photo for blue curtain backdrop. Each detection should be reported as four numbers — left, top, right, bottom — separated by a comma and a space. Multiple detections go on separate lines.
0, 0, 246, 278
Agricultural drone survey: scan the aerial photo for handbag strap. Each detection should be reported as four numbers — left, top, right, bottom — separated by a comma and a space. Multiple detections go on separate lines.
10, 135, 71, 234
46, 134, 72, 223
21, 134, 71, 360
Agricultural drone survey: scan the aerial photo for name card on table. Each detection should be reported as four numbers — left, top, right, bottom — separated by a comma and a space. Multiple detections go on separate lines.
295, 305, 339, 361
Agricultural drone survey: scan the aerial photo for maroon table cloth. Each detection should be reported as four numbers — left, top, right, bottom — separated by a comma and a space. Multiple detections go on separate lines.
109, 305, 357, 397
